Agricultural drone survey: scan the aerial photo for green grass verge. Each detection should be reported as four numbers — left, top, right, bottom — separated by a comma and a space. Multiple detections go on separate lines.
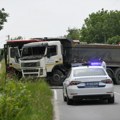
15, 80, 53, 120
0, 60, 6, 86
0, 60, 53, 120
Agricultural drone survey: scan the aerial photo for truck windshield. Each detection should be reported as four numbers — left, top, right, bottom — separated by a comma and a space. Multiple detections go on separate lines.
10, 47, 20, 58
21, 46, 46, 57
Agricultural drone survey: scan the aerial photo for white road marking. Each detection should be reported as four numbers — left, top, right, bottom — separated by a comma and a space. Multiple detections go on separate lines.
114, 92, 120, 96
53, 89, 59, 120
54, 89, 57, 100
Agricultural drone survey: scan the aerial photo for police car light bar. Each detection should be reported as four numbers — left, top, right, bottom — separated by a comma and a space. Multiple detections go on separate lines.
90, 62, 102, 66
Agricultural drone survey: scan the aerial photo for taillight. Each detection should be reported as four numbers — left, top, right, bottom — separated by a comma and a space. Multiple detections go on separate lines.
69, 81, 81, 86
101, 79, 113, 84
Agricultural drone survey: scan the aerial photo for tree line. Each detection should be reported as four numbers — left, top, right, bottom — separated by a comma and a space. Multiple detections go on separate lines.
65, 9, 120, 44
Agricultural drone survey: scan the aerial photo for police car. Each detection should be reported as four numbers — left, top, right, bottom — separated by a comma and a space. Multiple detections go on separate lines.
63, 62, 114, 105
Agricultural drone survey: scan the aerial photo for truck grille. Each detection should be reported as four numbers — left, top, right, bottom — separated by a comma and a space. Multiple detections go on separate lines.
21, 62, 40, 67
23, 69, 38, 72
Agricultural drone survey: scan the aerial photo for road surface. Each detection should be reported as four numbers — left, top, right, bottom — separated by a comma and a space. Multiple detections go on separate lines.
53, 85, 120, 120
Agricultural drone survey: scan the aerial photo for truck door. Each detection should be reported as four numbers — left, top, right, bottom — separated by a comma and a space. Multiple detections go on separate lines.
9, 47, 21, 70
46, 45, 62, 72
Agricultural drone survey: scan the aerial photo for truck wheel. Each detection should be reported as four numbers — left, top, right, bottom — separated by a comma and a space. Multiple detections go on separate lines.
115, 68, 120, 85
52, 70, 65, 86
106, 68, 114, 79
15, 70, 22, 79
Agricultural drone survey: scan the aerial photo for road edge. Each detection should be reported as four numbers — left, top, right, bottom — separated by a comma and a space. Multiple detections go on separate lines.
52, 89, 60, 120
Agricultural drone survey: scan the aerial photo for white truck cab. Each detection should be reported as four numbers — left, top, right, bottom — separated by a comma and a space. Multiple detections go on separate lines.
20, 41, 63, 78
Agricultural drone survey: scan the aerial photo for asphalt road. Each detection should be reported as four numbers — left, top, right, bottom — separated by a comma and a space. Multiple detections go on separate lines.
53, 85, 120, 120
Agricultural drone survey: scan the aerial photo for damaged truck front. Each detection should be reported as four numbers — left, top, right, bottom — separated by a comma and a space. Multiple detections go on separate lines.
19, 40, 68, 85
20, 42, 48, 77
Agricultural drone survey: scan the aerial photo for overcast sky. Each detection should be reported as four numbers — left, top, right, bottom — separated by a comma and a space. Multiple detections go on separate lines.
0, 0, 120, 48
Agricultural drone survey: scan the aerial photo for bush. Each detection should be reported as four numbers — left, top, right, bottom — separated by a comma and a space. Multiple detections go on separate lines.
107, 35, 120, 44
0, 61, 53, 120
0, 80, 31, 120
16, 79, 53, 120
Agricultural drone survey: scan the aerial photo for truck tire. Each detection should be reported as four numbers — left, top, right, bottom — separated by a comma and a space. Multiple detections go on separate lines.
15, 70, 22, 79
52, 70, 65, 86
106, 68, 114, 80
115, 68, 120, 85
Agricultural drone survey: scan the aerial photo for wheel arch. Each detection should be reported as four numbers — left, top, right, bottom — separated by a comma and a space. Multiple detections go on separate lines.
52, 64, 66, 75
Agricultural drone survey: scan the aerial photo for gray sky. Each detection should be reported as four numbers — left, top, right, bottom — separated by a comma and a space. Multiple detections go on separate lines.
0, 0, 120, 48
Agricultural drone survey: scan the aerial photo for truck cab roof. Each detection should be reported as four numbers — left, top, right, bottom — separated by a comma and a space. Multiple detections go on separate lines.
22, 41, 61, 48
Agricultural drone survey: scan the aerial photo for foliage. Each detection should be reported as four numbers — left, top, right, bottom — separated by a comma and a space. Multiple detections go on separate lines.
11, 36, 23, 40
0, 8, 9, 30
0, 61, 53, 120
16, 79, 53, 120
80, 9, 120, 43
0, 60, 6, 84
0, 80, 31, 120
107, 35, 120, 44
66, 27, 81, 40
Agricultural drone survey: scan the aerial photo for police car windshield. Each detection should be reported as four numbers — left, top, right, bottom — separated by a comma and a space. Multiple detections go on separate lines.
73, 68, 106, 77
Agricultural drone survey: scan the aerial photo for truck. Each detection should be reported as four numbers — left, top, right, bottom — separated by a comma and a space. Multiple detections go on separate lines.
72, 43, 120, 85
19, 38, 120, 85
19, 38, 72, 85
3, 39, 42, 77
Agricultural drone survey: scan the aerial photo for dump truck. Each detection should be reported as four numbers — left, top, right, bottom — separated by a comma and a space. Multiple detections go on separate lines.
72, 43, 120, 85
20, 38, 72, 85
20, 38, 120, 85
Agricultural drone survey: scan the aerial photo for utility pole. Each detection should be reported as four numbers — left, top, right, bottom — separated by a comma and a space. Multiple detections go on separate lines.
7, 35, 10, 40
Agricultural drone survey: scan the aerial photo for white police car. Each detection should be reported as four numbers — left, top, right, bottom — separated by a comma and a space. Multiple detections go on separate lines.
63, 62, 114, 105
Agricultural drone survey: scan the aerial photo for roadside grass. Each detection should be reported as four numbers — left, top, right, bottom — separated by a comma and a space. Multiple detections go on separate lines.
0, 60, 6, 85
0, 60, 53, 120
16, 80, 53, 120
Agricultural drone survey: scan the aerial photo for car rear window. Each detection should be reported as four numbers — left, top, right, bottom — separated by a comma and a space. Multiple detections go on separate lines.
73, 68, 106, 77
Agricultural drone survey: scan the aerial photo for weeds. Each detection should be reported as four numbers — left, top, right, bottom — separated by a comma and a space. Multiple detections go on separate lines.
0, 61, 53, 120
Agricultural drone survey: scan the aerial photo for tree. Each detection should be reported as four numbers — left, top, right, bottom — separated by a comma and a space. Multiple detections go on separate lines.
0, 8, 9, 30
80, 9, 120, 43
11, 36, 23, 40
65, 27, 81, 40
